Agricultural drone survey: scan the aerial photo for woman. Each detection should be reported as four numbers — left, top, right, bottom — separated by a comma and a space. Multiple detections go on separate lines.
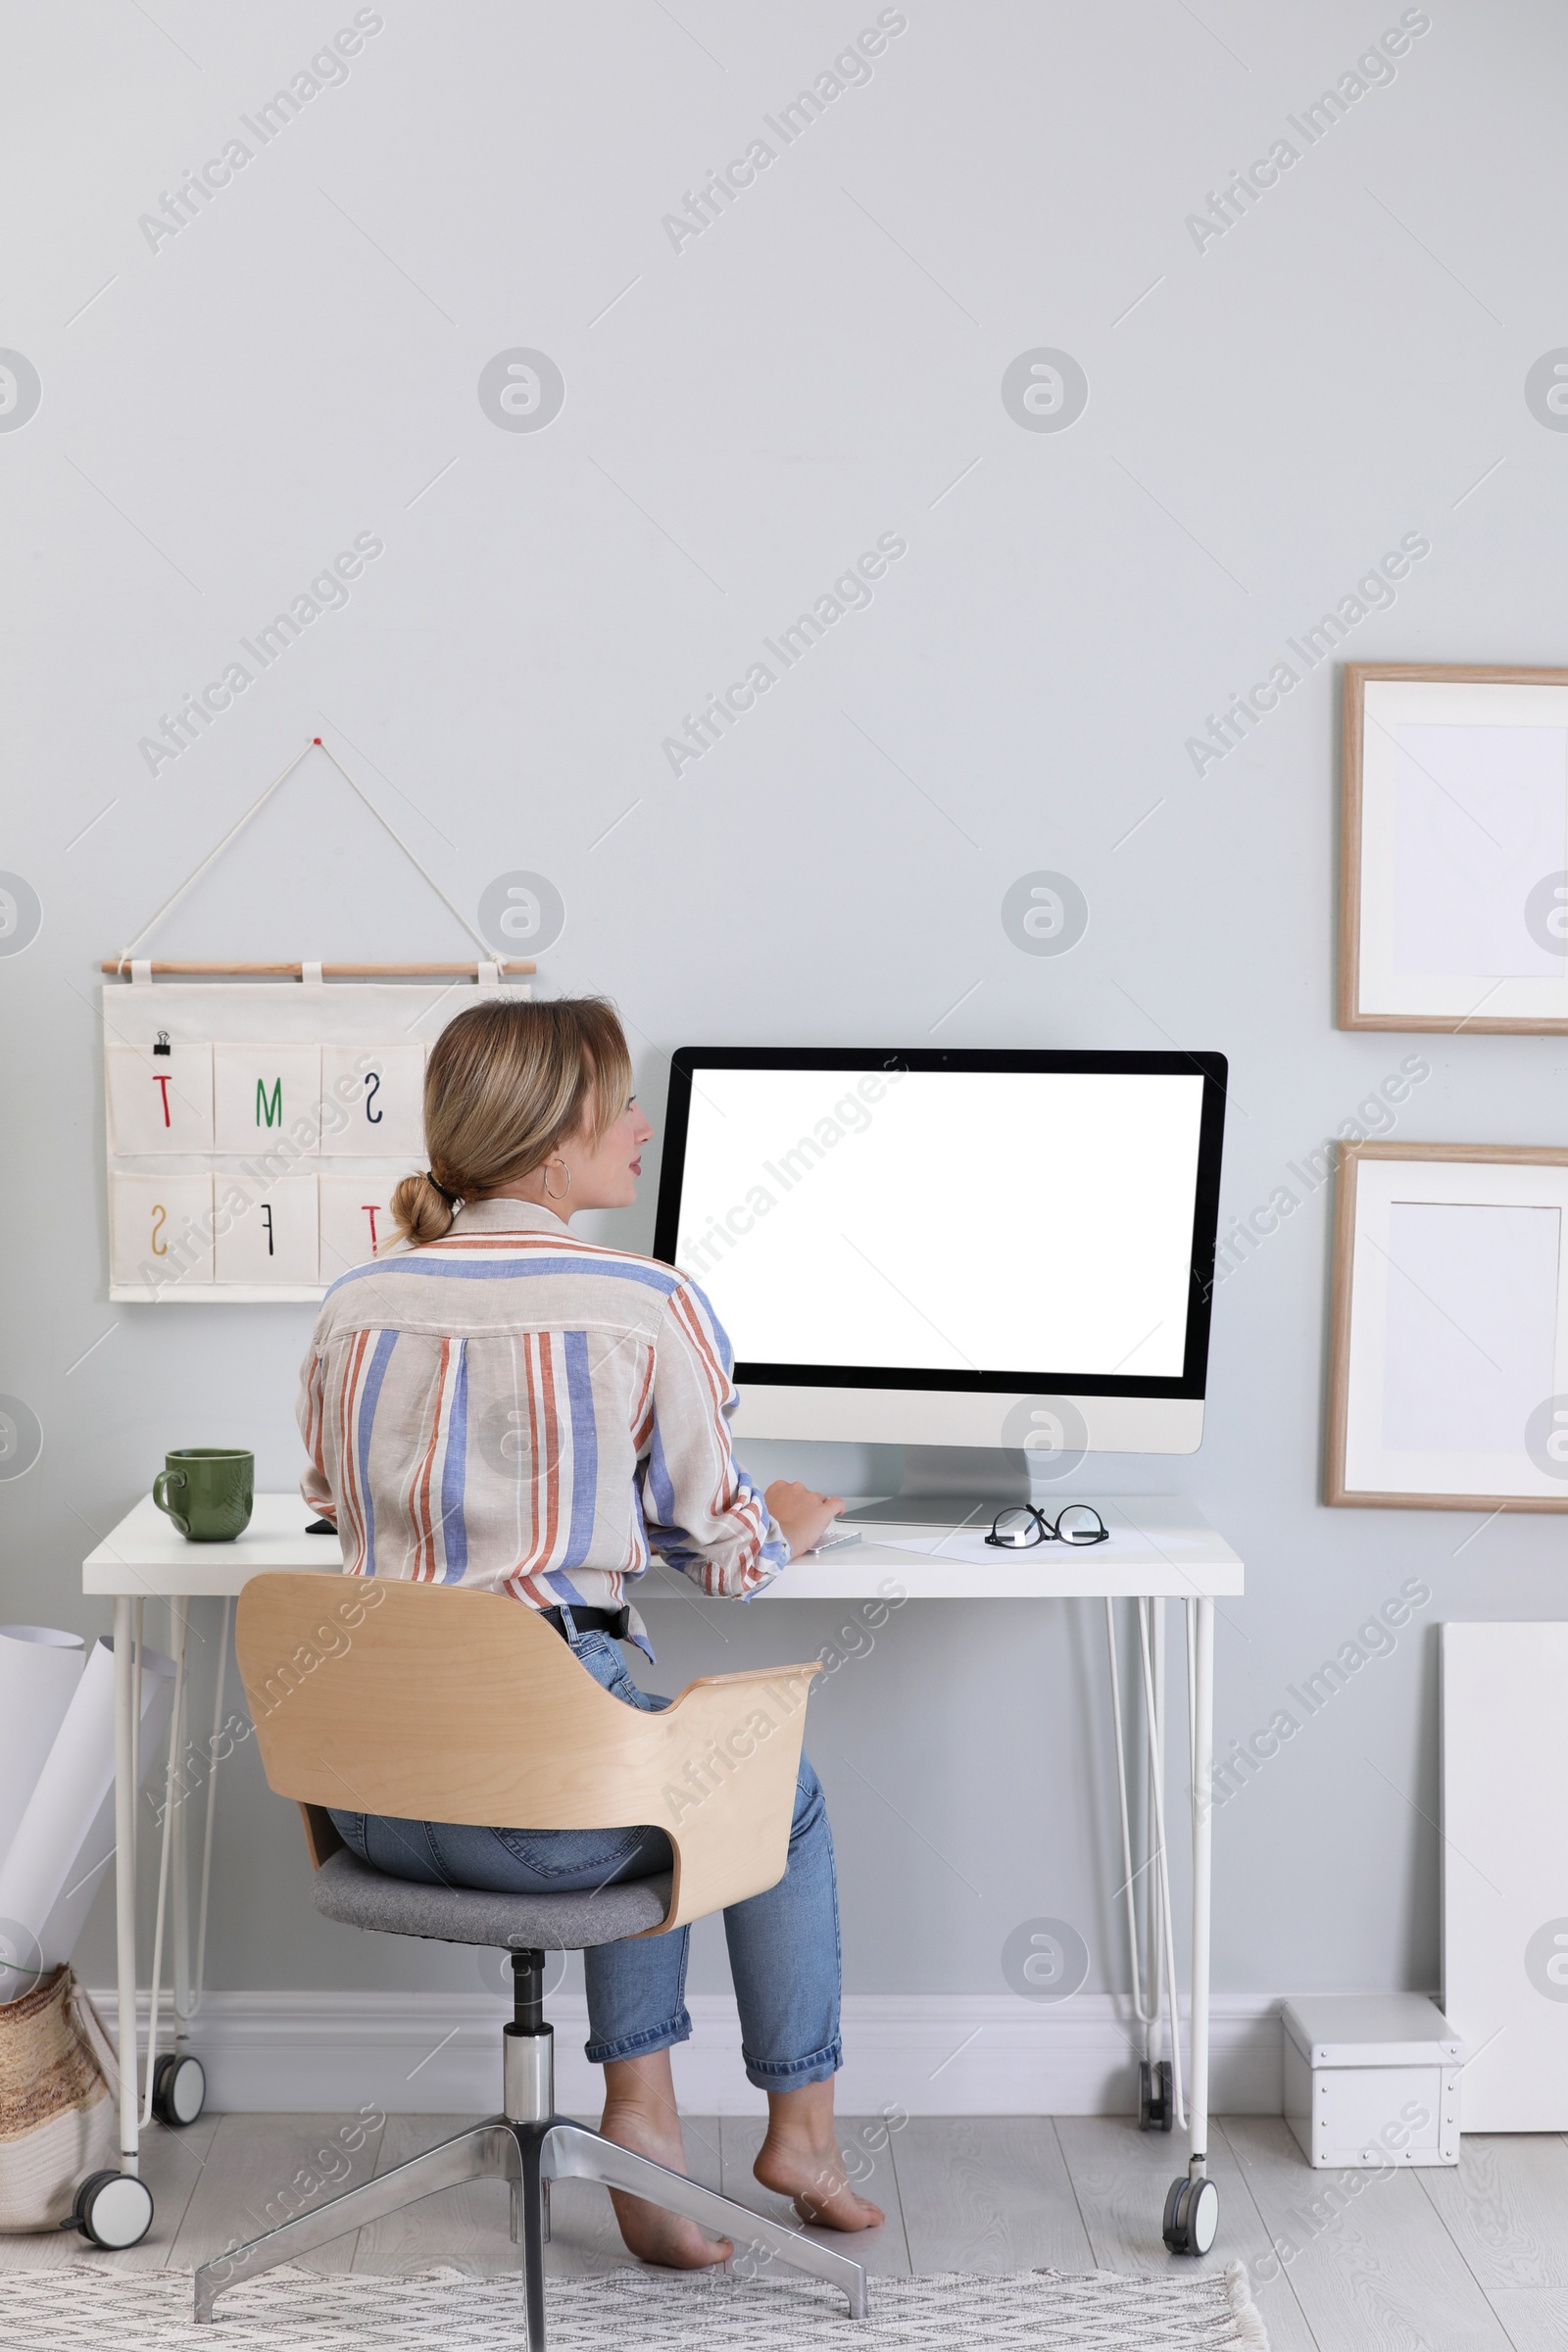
297, 996, 882, 2267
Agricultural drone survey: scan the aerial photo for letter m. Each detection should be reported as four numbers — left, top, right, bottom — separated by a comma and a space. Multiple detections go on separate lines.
256, 1076, 283, 1127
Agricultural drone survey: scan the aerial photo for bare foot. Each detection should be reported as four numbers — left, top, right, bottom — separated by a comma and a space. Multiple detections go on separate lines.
599, 2054, 732, 2271
753, 2085, 885, 2231
753, 2130, 884, 2230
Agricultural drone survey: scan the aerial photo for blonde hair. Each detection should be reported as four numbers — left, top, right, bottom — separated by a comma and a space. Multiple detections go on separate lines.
390, 997, 633, 1246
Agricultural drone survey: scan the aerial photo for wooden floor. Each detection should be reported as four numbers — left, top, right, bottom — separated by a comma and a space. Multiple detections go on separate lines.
8, 2109, 1568, 2348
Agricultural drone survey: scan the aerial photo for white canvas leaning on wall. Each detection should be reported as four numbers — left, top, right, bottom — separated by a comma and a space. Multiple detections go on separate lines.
1341, 665, 1568, 1033
1327, 1142, 1568, 1510
1442, 1621, 1568, 2132
102, 976, 520, 1303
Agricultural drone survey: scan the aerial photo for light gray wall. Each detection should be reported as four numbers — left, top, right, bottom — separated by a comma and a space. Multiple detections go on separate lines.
4, 0, 1565, 2012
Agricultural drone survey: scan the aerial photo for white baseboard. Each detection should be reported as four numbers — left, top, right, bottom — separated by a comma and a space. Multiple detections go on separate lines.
93, 1988, 1283, 2119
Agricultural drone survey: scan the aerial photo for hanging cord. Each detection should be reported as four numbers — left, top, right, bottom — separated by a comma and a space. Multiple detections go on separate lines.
312, 740, 494, 959
116, 737, 496, 968
1137, 1599, 1187, 2130
1103, 1597, 1157, 2029
116, 742, 315, 967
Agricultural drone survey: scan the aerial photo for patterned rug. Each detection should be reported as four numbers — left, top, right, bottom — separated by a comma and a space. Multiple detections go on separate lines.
1, 2259, 1268, 2348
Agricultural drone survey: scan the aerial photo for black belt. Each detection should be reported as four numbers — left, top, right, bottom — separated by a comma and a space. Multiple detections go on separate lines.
540, 1604, 630, 1642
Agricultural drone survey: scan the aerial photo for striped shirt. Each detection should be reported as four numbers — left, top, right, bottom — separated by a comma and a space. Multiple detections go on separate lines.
296, 1199, 789, 1647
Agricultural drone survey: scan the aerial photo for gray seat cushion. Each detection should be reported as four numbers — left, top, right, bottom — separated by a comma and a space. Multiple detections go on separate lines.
311, 1846, 673, 1950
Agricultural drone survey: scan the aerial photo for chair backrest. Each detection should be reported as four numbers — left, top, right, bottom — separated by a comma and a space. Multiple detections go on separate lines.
235, 1573, 819, 1931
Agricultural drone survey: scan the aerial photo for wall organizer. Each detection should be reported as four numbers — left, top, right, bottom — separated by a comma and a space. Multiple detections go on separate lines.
101, 740, 533, 1303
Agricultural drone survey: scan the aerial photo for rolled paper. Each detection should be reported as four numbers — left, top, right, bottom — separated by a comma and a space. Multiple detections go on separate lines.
0, 1636, 175, 2001
0, 1626, 85, 1867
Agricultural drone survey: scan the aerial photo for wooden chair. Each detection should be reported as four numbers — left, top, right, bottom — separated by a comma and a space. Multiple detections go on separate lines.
192, 1574, 866, 2344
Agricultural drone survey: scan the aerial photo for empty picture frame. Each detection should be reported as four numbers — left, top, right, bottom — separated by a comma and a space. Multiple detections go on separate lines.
1340, 663, 1568, 1032
1327, 1142, 1568, 1510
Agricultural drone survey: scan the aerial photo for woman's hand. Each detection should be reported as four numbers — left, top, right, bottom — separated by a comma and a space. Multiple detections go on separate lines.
765, 1479, 845, 1559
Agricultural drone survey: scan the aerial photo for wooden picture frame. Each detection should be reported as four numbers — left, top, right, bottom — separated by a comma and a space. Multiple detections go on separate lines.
1327, 1142, 1568, 1511
1340, 662, 1568, 1032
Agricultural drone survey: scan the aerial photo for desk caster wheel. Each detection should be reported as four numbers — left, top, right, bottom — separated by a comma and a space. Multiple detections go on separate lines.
1139, 2059, 1172, 2132
1162, 2173, 1219, 2256
151, 2051, 206, 2127
73, 2170, 154, 2250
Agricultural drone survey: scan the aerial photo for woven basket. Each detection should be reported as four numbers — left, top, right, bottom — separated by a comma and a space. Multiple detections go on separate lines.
0, 1966, 118, 2230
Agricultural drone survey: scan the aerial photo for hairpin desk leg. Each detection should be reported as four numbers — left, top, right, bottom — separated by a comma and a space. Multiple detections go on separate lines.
1163, 1595, 1218, 2256
113, 1597, 140, 2176
1189, 1596, 1214, 2173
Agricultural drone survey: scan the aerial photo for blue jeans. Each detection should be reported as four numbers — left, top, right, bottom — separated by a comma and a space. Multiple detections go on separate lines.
328, 1624, 842, 2090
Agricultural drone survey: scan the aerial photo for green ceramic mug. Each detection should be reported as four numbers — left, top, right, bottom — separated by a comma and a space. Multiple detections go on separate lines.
152, 1448, 254, 1543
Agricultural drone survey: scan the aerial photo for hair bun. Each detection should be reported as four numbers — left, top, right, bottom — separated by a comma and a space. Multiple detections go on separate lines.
391, 1168, 458, 1246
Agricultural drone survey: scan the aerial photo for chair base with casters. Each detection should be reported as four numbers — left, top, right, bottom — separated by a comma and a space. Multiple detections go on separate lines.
192, 1854, 869, 2345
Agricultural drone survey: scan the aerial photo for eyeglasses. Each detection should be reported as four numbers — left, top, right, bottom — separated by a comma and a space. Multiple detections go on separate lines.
986, 1503, 1109, 1549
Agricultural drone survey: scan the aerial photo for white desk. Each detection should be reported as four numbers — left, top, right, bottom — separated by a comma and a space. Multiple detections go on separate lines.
85, 1493, 1240, 2246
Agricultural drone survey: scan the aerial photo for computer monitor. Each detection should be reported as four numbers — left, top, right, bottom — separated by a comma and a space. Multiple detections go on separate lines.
652, 1049, 1228, 1475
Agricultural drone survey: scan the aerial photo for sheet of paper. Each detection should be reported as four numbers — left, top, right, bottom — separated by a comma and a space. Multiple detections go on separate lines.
1390, 722, 1568, 977
0, 1636, 174, 1999
876, 1519, 1162, 1565
1380, 1200, 1561, 1456
0, 1626, 84, 1865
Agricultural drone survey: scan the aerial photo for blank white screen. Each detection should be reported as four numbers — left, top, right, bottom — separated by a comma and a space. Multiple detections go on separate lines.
671, 1068, 1206, 1377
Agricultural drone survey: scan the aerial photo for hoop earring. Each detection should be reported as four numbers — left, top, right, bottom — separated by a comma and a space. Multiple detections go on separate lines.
542, 1159, 572, 1201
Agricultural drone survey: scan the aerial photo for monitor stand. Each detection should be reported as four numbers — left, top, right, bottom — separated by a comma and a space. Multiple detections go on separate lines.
842, 1445, 1033, 1528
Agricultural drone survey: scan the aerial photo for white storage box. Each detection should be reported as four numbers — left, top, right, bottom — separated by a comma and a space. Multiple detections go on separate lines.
1282, 1994, 1462, 2169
